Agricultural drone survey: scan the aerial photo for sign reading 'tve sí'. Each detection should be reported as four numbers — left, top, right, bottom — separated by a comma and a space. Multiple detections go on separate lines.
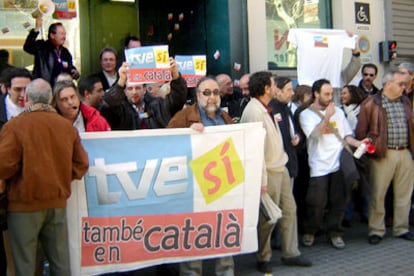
175, 55, 207, 87
125, 45, 172, 84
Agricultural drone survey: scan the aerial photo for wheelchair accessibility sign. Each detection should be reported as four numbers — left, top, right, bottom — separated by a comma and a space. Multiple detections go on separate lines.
355, 2, 370, 25
355, 2, 371, 31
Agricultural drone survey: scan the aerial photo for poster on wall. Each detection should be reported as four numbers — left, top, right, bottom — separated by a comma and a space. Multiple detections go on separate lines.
53, 0, 77, 19
265, 0, 331, 69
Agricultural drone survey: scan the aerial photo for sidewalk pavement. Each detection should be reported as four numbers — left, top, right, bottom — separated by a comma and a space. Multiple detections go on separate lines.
233, 221, 413, 275
111, 221, 413, 276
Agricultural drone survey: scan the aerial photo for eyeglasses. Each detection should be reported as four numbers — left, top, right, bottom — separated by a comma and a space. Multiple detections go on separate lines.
363, 73, 375, 77
201, 89, 220, 96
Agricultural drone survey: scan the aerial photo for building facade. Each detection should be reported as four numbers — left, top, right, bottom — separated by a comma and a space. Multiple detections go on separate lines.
1, 0, 413, 88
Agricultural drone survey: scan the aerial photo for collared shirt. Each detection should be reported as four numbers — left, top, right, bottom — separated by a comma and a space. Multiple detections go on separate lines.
5, 94, 25, 120
198, 105, 225, 126
73, 110, 86, 133
103, 71, 117, 88
382, 94, 408, 148
257, 98, 276, 125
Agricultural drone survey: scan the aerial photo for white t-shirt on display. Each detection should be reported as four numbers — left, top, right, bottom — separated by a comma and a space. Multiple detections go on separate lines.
288, 28, 356, 87
299, 105, 353, 177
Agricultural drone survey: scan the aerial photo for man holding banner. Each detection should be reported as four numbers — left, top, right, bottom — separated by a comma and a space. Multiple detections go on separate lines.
168, 76, 235, 275
240, 71, 312, 273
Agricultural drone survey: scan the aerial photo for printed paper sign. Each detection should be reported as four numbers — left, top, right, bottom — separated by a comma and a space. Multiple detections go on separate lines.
175, 55, 207, 87
67, 123, 265, 275
125, 45, 172, 84
54, 0, 77, 19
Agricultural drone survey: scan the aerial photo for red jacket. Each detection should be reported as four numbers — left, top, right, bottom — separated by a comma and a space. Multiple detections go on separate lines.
80, 103, 111, 132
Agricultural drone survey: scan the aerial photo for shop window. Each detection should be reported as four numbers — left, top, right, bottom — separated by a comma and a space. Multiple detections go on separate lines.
265, 0, 331, 69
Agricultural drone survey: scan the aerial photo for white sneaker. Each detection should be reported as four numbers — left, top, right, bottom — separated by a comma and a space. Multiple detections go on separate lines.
330, 236, 346, 249
302, 234, 315, 247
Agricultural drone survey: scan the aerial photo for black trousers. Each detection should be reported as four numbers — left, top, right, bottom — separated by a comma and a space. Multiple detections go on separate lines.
303, 171, 346, 238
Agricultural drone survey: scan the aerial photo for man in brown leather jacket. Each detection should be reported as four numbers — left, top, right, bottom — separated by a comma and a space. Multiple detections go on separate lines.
0, 79, 89, 275
356, 68, 414, 245
168, 76, 234, 275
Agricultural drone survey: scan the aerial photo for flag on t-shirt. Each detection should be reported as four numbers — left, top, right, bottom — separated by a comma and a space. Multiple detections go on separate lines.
288, 28, 356, 87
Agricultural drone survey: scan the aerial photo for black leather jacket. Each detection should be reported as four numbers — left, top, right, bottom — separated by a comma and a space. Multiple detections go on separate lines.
101, 75, 187, 130
23, 29, 76, 86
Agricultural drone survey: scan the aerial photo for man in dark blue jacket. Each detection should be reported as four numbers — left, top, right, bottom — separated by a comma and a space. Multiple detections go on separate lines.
23, 16, 79, 87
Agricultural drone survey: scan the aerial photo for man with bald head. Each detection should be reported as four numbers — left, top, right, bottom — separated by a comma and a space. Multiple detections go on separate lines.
0, 79, 89, 275
239, 73, 251, 113
216, 73, 243, 122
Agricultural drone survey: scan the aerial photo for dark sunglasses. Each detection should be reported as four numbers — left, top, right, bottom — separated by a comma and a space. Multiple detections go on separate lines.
201, 89, 220, 96
363, 73, 375, 77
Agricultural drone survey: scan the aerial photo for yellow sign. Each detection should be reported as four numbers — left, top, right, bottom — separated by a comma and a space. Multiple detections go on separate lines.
155, 49, 169, 65
190, 138, 244, 204
194, 58, 206, 72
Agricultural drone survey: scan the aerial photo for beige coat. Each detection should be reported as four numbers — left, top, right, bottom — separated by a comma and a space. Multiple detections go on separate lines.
240, 98, 288, 187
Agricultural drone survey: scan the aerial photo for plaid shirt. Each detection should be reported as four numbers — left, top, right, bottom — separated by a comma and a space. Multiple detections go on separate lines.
382, 94, 408, 147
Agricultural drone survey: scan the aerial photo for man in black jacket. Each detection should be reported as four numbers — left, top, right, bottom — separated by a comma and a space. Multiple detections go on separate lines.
23, 16, 79, 87
358, 63, 380, 96
101, 58, 187, 130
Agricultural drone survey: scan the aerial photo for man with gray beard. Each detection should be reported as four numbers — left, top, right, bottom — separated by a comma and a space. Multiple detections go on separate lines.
168, 76, 234, 276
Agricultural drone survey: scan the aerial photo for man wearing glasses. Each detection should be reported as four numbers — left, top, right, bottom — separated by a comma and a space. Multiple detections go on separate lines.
358, 63, 380, 96
356, 69, 414, 245
167, 76, 234, 275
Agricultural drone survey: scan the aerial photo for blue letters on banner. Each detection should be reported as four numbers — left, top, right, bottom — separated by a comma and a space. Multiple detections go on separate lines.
175, 55, 195, 75
125, 46, 157, 69
81, 134, 193, 217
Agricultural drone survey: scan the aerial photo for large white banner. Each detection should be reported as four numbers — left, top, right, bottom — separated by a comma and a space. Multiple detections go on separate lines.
67, 123, 265, 275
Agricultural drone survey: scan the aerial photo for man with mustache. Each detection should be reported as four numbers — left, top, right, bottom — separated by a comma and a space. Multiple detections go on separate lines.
24, 17, 79, 87
358, 63, 379, 96
356, 69, 414, 244
168, 76, 234, 276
